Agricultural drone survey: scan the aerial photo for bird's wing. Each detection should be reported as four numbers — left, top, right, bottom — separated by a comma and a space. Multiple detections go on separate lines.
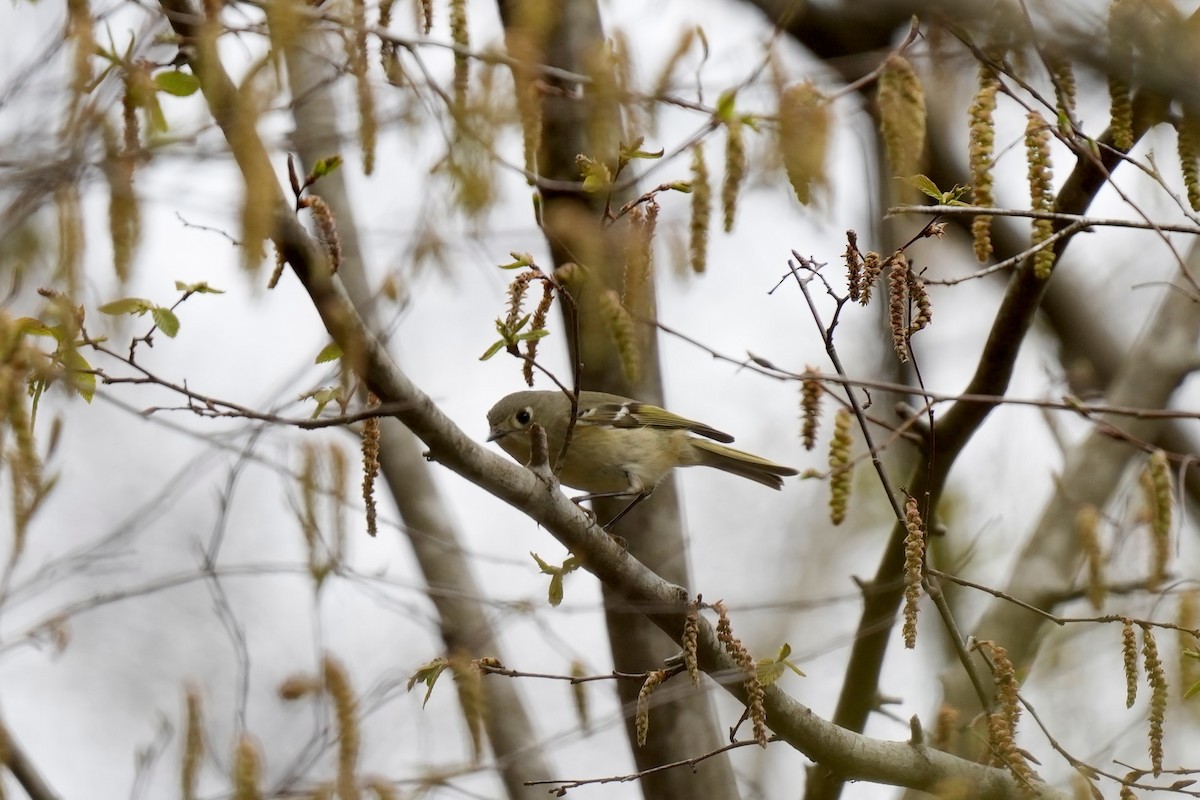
577, 401, 735, 443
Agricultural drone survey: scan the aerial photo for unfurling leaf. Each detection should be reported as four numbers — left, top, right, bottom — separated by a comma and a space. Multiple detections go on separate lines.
98, 297, 154, 316
153, 70, 200, 97
174, 280, 224, 294
309, 156, 343, 181
151, 307, 180, 337
315, 342, 343, 364
406, 658, 450, 708
60, 349, 96, 402
904, 174, 942, 201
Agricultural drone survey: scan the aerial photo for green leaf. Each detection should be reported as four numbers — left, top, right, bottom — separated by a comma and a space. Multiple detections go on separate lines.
315, 342, 343, 364
60, 349, 95, 402
151, 307, 180, 337
154, 70, 200, 97
300, 386, 344, 418
903, 174, 942, 201
619, 138, 664, 168
715, 89, 737, 122
515, 329, 549, 343
479, 339, 506, 361
530, 552, 556, 574
16, 318, 55, 337
98, 297, 154, 316
576, 156, 612, 193
406, 658, 449, 708
755, 642, 805, 684
499, 252, 534, 270
1186, 679, 1200, 700
309, 155, 343, 180
548, 572, 564, 606
174, 280, 224, 294
668, 181, 693, 194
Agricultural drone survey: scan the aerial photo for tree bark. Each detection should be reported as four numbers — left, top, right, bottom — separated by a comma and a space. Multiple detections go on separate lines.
496, 3, 742, 799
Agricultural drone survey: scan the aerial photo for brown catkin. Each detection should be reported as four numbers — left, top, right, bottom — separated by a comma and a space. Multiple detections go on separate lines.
1123, 618, 1139, 708
1076, 504, 1106, 610
378, 0, 400, 83
362, 393, 381, 537
56, 185, 84, 296
778, 81, 831, 205
504, 270, 535, 331
599, 290, 639, 383
324, 655, 361, 800
1025, 112, 1056, 280
844, 231, 862, 301
714, 601, 767, 747
978, 641, 1038, 788
622, 202, 657, 313
906, 269, 931, 335
902, 495, 925, 649
636, 670, 666, 746
683, 598, 700, 686
268, 246, 286, 289
330, 445, 349, 565
1146, 449, 1172, 589
1178, 590, 1200, 697
1141, 625, 1167, 775
876, 55, 926, 180
181, 686, 204, 800
1047, 53, 1076, 122
1108, 0, 1135, 151
232, 735, 263, 800
689, 144, 711, 274
887, 255, 910, 362
278, 675, 321, 701
986, 712, 1037, 789
523, 279, 554, 387
722, 118, 746, 233
1177, 110, 1200, 212
104, 123, 139, 284
968, 70, 999, 262
800, 367, 822, 451
449, 0, 469, 109
979, 641, 1021, 735
859, 251, 883, 306
303, 195, 342, 274
66, 0, 95, 96
348, 0, 376, 174
828, 408, 853, 525
931, 705, 958, 753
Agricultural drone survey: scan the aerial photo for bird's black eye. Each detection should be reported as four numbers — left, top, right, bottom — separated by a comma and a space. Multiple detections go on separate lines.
515, 408, 533, 426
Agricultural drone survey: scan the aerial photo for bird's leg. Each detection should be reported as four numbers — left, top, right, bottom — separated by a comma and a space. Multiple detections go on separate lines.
570, 472, 649, 530
603, 493, 649, 529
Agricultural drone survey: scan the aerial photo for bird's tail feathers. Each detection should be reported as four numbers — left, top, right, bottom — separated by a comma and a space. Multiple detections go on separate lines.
693, 440, 798, 490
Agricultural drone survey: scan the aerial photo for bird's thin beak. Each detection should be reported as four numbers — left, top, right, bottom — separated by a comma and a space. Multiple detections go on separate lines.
486, 428, 505, 443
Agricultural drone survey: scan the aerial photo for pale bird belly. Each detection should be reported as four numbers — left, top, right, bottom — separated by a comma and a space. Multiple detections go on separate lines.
556, 427, 694, 493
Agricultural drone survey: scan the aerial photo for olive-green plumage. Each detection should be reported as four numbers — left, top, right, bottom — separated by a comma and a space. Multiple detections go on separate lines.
486, 390, 798, 504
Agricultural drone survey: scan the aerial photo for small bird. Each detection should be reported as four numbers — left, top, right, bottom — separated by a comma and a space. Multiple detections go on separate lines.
487, 390, 798, 523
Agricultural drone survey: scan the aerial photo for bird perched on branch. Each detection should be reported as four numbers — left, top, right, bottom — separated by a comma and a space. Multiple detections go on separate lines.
487, 390, 797, 524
